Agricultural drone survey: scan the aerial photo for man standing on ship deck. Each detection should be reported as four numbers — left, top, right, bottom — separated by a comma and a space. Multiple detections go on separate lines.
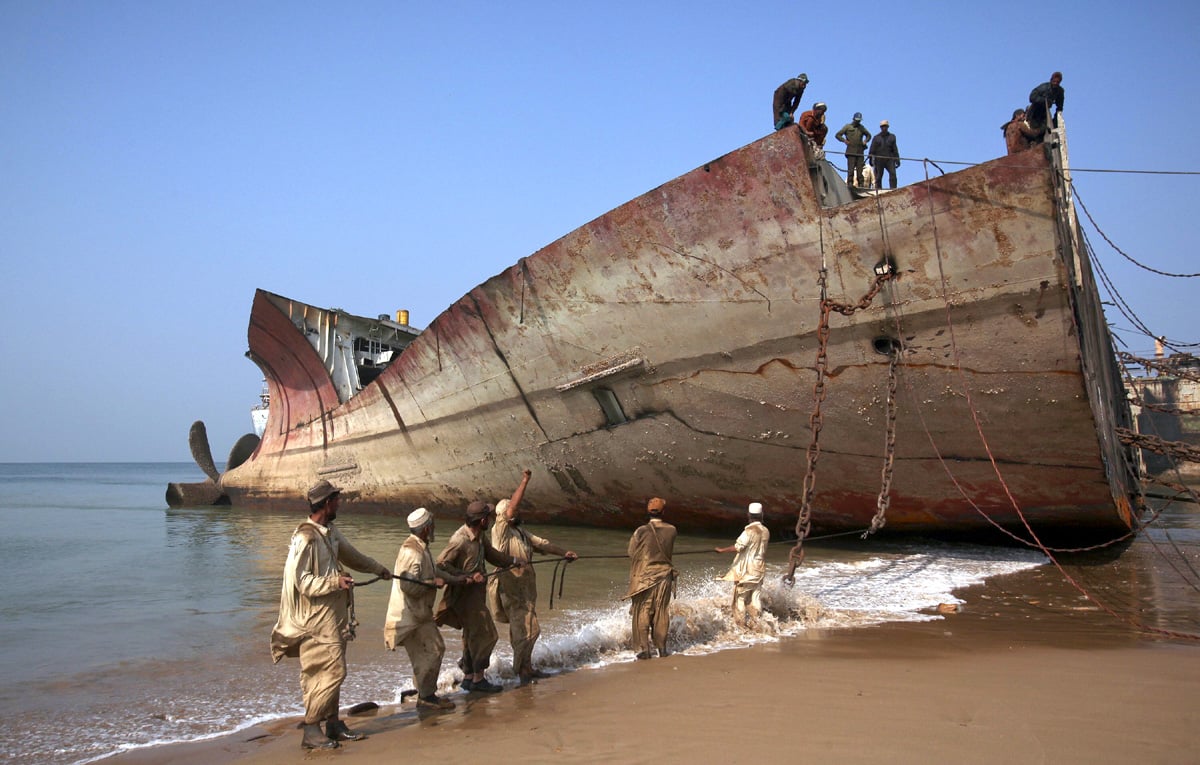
835, 112, 872, 186
270, 479, 392, 750
625, 497, 677, 660
384, 507, 458, 711
490, 469, 578, 683
715, 502, 770, 625
773, 73, 809, 130
869, 120, 900, 189
435, 499, 525, 693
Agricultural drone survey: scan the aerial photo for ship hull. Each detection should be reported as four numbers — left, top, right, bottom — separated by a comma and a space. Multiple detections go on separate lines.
218, 128, 1138, 539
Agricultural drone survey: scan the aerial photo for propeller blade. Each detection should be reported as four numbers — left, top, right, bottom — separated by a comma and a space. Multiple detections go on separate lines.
226, 433, 261, 473
188, 420, 220, 482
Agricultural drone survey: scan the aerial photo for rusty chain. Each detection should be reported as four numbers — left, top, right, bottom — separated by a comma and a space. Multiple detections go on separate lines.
1118, 351, 1200, 384
785, 269, 894, 585
1116, 427, 1200, 463
864, 348, 900, 537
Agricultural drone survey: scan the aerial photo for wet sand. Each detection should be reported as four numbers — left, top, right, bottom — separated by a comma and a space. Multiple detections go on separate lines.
100, 543, 1200, 765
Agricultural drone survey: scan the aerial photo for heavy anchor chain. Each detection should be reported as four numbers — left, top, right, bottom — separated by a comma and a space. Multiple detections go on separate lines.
1116, 427, 1200, 464
784, 266, 894, 585
864, 348, 900, 538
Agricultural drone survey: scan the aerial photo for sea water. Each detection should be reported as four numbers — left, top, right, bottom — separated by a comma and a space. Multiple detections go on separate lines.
3, 462, 1177, 765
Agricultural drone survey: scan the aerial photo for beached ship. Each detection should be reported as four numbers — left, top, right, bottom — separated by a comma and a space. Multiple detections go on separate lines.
168, 117, 1141, 541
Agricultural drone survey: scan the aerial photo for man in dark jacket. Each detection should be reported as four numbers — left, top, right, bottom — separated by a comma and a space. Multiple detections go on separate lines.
772, 73, 809, 130
1026, 71, 1064, 139
835, 112, 872, 186
868, 120, 900, 189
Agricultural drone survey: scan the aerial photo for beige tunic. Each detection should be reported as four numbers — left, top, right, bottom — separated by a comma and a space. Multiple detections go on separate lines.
271, 519, 388, 662
491, 514, 558, 603
384, 534, 446, 647
624, 518, 677, 599
384, 534, 449, 697
719, 521, 769, 585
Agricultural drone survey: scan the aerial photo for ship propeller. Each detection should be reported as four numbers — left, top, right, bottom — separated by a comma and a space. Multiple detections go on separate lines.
166, 421, 260, 508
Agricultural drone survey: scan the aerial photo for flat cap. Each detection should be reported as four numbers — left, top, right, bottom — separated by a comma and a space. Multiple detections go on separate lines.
466, 500, 495, 522
306, 479, 340, 506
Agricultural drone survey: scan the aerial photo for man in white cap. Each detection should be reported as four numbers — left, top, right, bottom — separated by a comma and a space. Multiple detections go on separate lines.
384, 508, 460, 711
490, 469, 578, 684
715, 502, 770, 625
271, 479, 393, 750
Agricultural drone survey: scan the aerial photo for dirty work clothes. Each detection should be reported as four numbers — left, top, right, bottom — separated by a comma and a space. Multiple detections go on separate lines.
270, 519, 388, 724
625, 518, 677, 655
869, 131, 900, 189
835, 122, 872, 185
298, 640, 346, 726
1026, 80, 1064, 133
798, 109, 828, 147
1004, 117, 1039, 155
719, 521, 770, 622
491, 514, 565, 677
436, 524, 517, 674
385, 534, 450, 697
773, 78, 807, 128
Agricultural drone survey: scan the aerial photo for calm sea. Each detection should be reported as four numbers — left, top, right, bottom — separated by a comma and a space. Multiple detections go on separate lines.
0, 463, 1195, 765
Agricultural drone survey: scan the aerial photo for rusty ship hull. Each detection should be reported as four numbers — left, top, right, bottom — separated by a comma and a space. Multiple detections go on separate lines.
198, 125, 1139, 539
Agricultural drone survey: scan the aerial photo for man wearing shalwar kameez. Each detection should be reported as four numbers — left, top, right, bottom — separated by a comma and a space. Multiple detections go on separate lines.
625, 497, 677, 660
271, 480, 392, 750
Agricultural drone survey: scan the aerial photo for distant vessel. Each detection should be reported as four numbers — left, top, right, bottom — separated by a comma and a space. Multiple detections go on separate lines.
1126, 350, 1200, 480
251, 381, 270, 439
169, 117, 1141, 540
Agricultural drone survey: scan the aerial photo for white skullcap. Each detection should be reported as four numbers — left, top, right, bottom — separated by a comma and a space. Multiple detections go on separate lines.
495, 498, 510, 514
407, 507, 432, 528
748, 502, 763, 515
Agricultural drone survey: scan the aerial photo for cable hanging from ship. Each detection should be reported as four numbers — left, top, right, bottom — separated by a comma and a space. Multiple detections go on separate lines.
783, 258, 894, 585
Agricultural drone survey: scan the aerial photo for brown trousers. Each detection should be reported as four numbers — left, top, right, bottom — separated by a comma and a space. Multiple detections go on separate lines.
456, 587, 499, 674
630, 578, 673, 654
398, 622, 446, 697
501, 594, 541, 677
298, 639, 346, 724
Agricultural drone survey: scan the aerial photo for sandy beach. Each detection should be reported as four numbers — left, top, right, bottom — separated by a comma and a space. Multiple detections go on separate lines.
101, 561, 1200, 765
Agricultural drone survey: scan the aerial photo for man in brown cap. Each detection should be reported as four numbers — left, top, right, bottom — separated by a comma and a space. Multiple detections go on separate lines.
624, 497, 677, 660
435, 498, 526, 693
271, 480, 393, 750
490, 469, 578, 683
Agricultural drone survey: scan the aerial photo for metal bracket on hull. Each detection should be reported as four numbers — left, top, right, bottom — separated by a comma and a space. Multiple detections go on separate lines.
317, 462, 359, 477
556, 356, 646, 392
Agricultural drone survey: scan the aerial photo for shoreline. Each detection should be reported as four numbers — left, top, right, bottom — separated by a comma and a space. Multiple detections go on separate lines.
99, 564, 1200, 765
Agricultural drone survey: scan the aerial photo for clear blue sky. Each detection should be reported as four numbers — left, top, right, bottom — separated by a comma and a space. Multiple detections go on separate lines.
2, 1, 1197, 462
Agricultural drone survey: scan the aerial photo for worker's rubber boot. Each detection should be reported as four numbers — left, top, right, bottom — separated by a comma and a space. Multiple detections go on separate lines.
301, 723, 338, 750
326, 719, 366, 741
